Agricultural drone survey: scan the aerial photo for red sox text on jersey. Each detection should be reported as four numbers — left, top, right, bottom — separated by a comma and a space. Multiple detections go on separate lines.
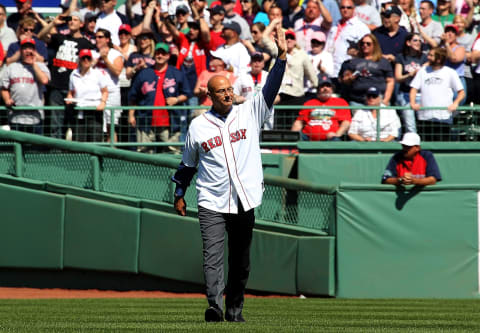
200, 129, 247, 153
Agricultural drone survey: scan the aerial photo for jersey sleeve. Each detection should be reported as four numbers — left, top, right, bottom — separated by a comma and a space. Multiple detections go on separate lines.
423, 151, 442, 181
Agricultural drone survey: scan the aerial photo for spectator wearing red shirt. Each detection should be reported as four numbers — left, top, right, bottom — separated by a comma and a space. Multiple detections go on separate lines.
291, 75, 351, 141
382, 132, 442, 186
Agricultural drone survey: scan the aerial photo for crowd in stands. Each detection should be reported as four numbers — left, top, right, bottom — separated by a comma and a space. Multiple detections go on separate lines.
1, 0, 480, 149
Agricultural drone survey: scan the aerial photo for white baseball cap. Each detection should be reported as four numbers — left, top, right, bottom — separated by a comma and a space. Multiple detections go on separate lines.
400, 132, 421, 146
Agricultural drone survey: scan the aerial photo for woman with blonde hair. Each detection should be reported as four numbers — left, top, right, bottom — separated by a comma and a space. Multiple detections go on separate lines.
339, 33, 394, 106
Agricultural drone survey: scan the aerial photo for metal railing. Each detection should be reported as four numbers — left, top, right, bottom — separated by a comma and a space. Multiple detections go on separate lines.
1, 104, 479, 150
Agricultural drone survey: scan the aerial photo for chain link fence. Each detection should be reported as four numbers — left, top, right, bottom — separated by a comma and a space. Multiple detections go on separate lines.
0, 131, 336, 234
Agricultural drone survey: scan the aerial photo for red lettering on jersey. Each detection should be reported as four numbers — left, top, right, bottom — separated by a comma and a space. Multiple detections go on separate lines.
240, 129, 246, 139
208, 138, 215, 149
229, 129, 247, 143
201, 142, 210, 153
214, 136, 222, 146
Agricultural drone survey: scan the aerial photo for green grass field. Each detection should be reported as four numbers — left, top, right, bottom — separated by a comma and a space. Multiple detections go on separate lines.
0, 298, 479, 332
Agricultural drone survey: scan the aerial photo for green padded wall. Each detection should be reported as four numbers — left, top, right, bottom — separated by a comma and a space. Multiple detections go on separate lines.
247, 231, 298, 294
298, 153, 480, 186
299, 154, 392, 185
297, 237, 335, 296
0, 183, 64, 269
63, 195, 140, 273
337, 188, 478, 298
138, 210, 204, 283
434, 154, 480, 184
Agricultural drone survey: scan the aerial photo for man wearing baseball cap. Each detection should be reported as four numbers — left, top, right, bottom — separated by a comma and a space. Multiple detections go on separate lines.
210, 21, 250, 75
128, 42, 192, 153
382, 132, 442, 186
221, 0, 252, 40
1, 37, 50, 134
373, 5, 408, 64
37, 11, 94, 139
292, 75, 351, 141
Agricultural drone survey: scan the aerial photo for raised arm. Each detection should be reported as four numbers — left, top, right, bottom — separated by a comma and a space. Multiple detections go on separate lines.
262, 21, 287, 108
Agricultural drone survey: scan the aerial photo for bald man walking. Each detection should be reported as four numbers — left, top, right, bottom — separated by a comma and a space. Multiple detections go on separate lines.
171, 22, 287, 323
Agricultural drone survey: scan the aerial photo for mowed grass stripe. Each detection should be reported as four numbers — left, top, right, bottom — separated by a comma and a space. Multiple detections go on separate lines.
0, 298, 478, 332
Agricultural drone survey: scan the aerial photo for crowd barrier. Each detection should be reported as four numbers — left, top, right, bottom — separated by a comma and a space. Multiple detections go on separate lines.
1, 104, 480, 148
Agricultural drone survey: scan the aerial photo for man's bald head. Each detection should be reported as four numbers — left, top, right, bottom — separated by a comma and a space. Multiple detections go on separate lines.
207, 75, 231, 93
207, 75, 234, 114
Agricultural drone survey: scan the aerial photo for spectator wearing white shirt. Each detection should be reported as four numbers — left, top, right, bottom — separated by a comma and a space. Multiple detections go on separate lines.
66, 48, 109, 142
92, 28, 124, 142
348, 86, 401, 141
210, 21, 250, 75
326, 0, 370, 78
0, 5, 17, 54
410, 47, 464, 141
96, 0, 123, 46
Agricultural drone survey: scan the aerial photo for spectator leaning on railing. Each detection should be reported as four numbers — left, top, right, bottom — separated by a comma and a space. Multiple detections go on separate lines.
382, 132, 441, 185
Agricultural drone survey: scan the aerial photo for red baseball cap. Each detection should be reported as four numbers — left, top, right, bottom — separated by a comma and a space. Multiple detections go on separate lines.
79, 49, 92, 58
20, 38, 36, 47
444, 24, 459, 34
16, 0, 29, 3
285, 29, 296, 39
119, 24, 132, 34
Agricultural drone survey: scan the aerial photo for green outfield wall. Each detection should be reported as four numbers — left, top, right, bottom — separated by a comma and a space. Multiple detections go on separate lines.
1, 130, 480, 298
336, 184, 480, 299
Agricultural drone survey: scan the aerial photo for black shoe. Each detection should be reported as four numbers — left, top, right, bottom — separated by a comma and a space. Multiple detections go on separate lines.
205, 306, 223, 322
225, 312, 246, 322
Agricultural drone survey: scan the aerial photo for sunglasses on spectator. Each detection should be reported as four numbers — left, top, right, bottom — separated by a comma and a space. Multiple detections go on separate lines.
241, 0, 251, 2
360, 41, 372, 46
102, 0, 112, 3
22, 27, 35, 32
366, 94, 379, 99
411, 38, 421, 42
340, 6, 354, 9
119, 30, 130, 35
81, 56, 92, 61
381, 12, 392, 18
285, 35, 296, 40
95, 35, 106, 39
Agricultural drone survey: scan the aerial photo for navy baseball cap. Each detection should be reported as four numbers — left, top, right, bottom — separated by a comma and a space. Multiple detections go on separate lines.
223, 21, 242, 35
382, 5, 401, 17
251, 52, 264, 62
208, 5, 226, 15
317, 75, 332, 87
366, 87, 380, 97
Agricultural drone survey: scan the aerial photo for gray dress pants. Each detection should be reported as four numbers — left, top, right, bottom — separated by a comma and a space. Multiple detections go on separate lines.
197, 202, 255, 318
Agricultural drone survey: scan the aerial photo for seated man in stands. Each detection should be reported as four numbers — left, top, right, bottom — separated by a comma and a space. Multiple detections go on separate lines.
382, 132, 441, 186
291, 75, 351, 141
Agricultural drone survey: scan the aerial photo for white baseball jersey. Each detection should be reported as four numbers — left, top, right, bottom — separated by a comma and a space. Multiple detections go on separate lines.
233, 69, 274, 130
182, 92, 271, 214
